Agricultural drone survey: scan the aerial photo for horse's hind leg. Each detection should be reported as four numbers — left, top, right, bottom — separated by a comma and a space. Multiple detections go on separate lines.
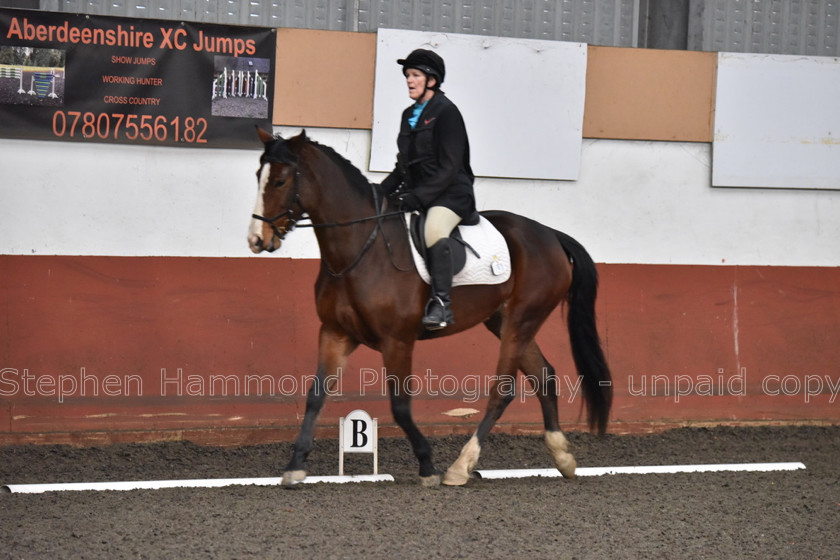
442, 368, 516, 486
282, 326, 357, 486
442, 313, 530, 486
443, 314, 575, 485
520, 344, 577, 479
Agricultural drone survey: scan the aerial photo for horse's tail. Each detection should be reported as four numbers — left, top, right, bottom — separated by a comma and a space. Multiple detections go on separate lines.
555, 230, 613, 434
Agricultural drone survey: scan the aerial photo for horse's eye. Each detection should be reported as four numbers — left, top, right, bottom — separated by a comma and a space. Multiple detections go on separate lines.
274, 179, 286, 188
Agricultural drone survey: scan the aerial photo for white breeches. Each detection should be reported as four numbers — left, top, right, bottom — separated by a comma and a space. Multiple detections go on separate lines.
424, 206, 462, 247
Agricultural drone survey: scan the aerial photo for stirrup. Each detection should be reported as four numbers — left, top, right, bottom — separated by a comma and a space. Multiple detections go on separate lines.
423, 297, 453, 330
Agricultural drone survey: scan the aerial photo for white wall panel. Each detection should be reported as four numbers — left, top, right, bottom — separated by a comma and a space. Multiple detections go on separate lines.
370, 29, 587, 180
0, 140, 261, 258
3, 130, 838, 266
713, 52, 840, 190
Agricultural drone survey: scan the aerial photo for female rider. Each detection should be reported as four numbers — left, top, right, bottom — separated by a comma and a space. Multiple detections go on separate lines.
381, 49, 476, 330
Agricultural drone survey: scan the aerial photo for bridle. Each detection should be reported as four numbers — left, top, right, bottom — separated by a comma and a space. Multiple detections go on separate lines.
251, 166, 305, 241
251, 160, 407, 278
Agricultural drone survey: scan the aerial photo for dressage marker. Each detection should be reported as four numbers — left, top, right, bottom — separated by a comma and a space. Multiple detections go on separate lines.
338, 409, 381, 476
2, 461, 805, 494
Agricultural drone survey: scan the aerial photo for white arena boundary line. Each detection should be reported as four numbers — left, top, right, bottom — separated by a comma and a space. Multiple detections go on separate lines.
2, 474, 395, 494
2, 462, 806, 493
475, 462, 807, 480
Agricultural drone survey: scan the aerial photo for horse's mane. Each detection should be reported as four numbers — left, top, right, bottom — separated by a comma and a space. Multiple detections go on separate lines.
262, 132, 375, 200
307, 138, 374, 199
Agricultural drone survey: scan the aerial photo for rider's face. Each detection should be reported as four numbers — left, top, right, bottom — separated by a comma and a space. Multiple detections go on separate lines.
405, 68, 436, 102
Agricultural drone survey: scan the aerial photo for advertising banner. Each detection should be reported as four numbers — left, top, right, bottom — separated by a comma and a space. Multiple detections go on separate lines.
0, 8, 274, 149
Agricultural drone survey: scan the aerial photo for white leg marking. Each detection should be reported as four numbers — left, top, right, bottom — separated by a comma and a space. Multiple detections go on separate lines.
442, 434, 481, 486
545, 431, 577, 479
248, 163, 270, 244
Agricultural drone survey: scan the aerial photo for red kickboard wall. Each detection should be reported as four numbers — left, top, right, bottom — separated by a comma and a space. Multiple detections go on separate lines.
1, 255, 837, 445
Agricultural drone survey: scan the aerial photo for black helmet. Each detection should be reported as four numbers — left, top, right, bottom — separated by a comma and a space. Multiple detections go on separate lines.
397, 49, 445, 87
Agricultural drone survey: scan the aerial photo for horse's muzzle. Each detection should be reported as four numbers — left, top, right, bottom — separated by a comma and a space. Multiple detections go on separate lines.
248, 233, 281, 253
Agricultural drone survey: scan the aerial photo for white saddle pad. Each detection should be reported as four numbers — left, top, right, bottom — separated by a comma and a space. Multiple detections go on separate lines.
406, 214, 512, 287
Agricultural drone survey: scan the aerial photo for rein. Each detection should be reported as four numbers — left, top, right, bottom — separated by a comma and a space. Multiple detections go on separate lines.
295, 210, 406, 230
251, 165, 408, 278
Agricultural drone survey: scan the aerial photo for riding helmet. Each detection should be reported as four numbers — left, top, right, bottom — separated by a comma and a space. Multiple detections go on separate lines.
397, 49, 445, 86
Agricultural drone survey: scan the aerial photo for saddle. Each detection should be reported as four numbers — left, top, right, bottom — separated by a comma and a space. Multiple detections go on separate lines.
406, 212, 512, 287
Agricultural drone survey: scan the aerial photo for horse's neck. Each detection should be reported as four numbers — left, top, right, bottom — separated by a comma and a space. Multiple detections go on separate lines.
302, 150, 375, 225
303, 151, 381, 270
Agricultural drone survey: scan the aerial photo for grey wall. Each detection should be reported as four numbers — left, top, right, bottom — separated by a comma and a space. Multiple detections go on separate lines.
1, 0, 837, 55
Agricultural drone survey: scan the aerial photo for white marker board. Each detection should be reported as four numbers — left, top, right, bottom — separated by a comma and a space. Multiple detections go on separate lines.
713, 52, 840, 190
370, 29, 587, 181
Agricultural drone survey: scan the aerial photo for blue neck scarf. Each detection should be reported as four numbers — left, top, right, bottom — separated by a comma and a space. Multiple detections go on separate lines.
408, 100, 429, 129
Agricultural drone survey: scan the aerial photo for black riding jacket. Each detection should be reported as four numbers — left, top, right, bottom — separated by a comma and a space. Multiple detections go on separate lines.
381, 92, 476, 218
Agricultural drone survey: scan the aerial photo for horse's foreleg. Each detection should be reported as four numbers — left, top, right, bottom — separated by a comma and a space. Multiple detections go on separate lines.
390, 391, 440, 487
281, 364, 329, 486
282, 326, 357, 486
383, 339, 440, 487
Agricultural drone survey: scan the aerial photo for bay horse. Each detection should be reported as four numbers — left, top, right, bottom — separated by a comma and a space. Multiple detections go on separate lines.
249, 129, 612, 487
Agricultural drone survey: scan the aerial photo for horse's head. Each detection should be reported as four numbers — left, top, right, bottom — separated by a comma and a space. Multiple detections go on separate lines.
248, 129, 307, 253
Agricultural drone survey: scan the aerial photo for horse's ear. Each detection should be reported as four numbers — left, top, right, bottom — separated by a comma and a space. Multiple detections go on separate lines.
288, 130, 309, 154
256, 126, 274, 145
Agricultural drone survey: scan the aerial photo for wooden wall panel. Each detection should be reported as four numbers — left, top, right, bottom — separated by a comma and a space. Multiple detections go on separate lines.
583, 46, 717, 142
272, 30, 717, 142
273, 29, 376, 129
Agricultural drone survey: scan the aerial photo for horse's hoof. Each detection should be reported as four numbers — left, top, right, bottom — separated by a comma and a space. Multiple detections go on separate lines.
420, 473, 441, 488
545, 431, 577, 479
550, 449, 577, 479
442, 434, 480, 486
281, 470, 307, 487
441, 468, 470, 486
557, 455, 577, 479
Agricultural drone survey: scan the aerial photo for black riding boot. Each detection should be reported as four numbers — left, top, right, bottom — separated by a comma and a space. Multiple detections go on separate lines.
422, 239, 455, 330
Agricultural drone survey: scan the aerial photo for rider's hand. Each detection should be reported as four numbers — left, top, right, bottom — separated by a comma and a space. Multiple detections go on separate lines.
397, 193, 422, 212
